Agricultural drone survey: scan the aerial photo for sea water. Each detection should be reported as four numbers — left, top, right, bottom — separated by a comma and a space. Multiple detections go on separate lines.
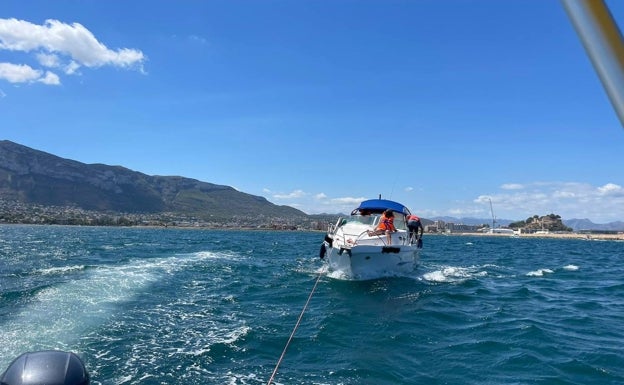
1, 225, 623, 384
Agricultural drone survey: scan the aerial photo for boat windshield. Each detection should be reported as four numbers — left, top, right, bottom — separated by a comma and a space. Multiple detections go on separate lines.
394, 214, 406, 230
348, 214, 376, 226
347, 213, 407, 230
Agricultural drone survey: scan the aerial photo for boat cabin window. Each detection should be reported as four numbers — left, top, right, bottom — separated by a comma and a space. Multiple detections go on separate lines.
375, 212, 408, 230
394, 214, 406, 230
350, 214, 376, 225
350, 212, 407, 229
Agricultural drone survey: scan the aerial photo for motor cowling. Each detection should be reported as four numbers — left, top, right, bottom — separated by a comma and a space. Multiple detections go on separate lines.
1, 351, 89, 385
319, 243, 326, 259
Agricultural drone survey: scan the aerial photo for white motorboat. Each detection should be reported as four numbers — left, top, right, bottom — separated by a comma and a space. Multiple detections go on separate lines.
319, 198, 421, 280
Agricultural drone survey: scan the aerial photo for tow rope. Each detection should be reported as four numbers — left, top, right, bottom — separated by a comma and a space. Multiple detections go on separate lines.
266, 270, 323, 385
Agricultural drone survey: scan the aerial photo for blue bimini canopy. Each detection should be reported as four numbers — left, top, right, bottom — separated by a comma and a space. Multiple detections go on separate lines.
351, 199, 412, 216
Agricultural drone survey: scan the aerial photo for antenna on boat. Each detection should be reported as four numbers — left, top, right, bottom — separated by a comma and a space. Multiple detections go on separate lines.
561, 0, 624, 128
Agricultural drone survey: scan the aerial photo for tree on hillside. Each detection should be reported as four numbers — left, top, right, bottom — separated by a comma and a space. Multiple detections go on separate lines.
509, 220, 526, 229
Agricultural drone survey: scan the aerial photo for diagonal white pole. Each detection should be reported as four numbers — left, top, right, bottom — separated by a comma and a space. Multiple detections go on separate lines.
561, 0, 624, 128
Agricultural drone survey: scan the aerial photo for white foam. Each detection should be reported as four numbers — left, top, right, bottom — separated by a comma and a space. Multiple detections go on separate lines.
423, 270, 449, 283
315, 265, 329, 275
193, 250, 245, 262
116, 375, 132, 384
37, 265, 86, 275
0, 249, 238, 366
326, 269, 350, 280
221, 325, 250, 345
563, 264, 579, 271
423, 266, 488, 283
526, 268, 554, 277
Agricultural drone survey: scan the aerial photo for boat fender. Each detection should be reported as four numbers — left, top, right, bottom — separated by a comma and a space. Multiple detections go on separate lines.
324, 234, 333, 247
319, 243, 326, 259
1, 350, 90, 385
381, 246, 400, 254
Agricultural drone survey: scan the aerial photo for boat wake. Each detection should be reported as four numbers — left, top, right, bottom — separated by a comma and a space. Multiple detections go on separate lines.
0, 249, 245, 369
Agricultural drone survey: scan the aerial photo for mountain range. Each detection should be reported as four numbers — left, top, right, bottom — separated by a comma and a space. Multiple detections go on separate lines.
0, 140, 306, 221
1, 140, 622, 231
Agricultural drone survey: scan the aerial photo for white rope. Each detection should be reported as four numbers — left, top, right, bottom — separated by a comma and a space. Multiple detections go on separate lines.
266, 271, 323, 385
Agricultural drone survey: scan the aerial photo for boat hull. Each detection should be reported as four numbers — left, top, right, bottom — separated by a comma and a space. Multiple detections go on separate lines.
324, 244, 419, 280
319, 198, 422, 280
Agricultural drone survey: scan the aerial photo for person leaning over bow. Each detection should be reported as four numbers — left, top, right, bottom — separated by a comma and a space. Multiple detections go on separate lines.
407, 214, 424, 243
368, 209, 396, 244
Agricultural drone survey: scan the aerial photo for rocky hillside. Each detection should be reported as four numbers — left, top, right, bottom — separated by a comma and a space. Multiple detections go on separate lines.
509, 214, 573, 232
0, 140, 306, 220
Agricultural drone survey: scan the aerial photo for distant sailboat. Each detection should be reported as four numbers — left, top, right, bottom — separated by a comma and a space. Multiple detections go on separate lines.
487, 198, 514, 235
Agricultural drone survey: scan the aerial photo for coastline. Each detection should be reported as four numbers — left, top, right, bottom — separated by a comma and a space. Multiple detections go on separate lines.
448, 232, 624, 241
2, 222, 623, 240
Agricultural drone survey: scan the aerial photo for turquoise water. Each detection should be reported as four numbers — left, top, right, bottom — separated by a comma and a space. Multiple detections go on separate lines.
1, 225, 623, 384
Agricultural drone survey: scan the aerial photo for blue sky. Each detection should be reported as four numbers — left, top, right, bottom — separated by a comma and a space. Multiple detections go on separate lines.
1, 1, 623, 223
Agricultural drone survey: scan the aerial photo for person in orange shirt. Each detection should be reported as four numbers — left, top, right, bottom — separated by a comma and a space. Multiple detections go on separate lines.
369, 209, 396, 244
407, 214, 424, 248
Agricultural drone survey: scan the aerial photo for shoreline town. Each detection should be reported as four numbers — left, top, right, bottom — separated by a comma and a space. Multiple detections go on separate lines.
456, 231, 624, 241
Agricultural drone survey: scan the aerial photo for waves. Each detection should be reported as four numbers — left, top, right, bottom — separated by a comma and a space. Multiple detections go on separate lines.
0, 227, 255, 380
1, 249, 221, 361
1, 243, 258, 383
2, 227, 624, 384
420, 262, 581, 281
422, 265, 489, 283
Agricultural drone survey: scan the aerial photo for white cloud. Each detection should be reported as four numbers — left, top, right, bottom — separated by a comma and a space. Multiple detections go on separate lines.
597, 183, 622, 196
0, 62, 44, 83
477, 181, 624, 223
65, 61, 80, 75
330, 196, 368, 205
553, 190, 576, 199
262, 181, 624, 222
36, 52, 60, 68
473, 195, 493, 204
0, 18, 146, 85
39, 70, 60, 85
501, 183, 524, 190
273, 189, 306, 199
264, 189, 368, 215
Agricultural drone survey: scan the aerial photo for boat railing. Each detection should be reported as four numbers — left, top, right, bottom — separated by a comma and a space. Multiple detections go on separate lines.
355, 230, 375, 245
340, 229, 411, 247
332, 230, 372, 248
366, 229, 411, 246
327, 217, 346, 234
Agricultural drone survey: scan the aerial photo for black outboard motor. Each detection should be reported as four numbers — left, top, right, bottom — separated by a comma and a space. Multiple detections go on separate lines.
319, 233, 333, 259
1, 351, 89, 385
319, 243, 326, 259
